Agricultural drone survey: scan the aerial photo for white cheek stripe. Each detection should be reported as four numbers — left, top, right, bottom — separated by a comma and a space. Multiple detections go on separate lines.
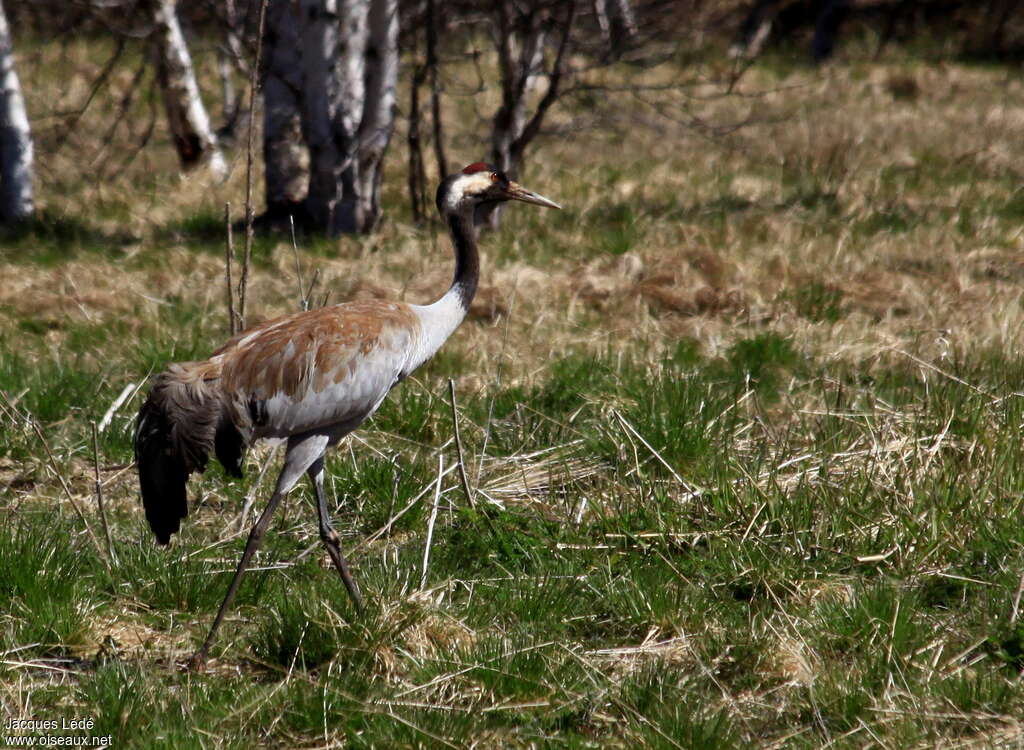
446, 173, 491, 213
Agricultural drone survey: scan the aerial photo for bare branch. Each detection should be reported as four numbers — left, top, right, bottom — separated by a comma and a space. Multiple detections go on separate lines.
239, 0, 269, 331
511, 0, 576, 165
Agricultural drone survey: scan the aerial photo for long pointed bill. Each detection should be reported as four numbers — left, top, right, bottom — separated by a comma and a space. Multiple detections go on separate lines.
506, 181, 562, 209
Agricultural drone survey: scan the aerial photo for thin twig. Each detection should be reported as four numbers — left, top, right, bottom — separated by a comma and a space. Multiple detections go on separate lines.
420, 455, 445, 590
448, 379, 476, 510
235, 446, 279, 533
52, 37, 127, 154
91, 422, 117, 565
238, 0, 269, 331
355, 463, 458, 551
426, 0, 447, 178
891, 348, 990, 397
289, 214, 308, 311
306, 268, 322, 310
613, 409, 703, 496
97, 382, 136, 434
573, 497, 587, 526
225, 201, 238, 336
1010, 572, 1024, 626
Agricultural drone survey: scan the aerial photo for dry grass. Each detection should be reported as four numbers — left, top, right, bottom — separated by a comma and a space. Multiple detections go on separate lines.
11, 48, 1024, 379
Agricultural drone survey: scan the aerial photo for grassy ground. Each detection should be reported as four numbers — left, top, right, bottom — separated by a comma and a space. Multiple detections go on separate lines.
3, 34, 1024, 748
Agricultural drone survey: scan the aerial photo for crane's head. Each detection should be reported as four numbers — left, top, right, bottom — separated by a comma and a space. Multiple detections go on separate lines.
437, 162, 561, 217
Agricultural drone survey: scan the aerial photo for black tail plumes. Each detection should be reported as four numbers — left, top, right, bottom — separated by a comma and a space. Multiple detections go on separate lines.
135, 395, 190, 544
134, 364, 244, 544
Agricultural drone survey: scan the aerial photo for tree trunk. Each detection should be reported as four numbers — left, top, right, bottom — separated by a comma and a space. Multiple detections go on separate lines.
0, 0, 33, 223
355, 0, 398, 232
299, 0, 398, 236
216, 0, 245, 139
728, 0, 782, 59
480, 0, 574, 229
300, 0, 366, 234
491, 12, 545, 174
263, 0, 308, 225
426, 0, 448, 180
150, 0, 227, 179
812, 0, 850, 62
407, 29, 427, 223
594, 0, 636, 58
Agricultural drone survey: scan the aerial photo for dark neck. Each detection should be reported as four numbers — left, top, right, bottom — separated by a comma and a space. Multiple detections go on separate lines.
446, 211, 479, 312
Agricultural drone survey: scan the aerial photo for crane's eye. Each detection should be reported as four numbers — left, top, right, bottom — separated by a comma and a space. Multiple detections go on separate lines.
490, 172, 499, 182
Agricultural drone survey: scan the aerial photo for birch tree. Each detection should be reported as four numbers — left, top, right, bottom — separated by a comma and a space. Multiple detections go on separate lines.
263, 0, 308, 223
354, 0, 398, 231
729, 0, 851, 62
0, 0, 33, 222
299, 0, 398, 235
149, 0, 227, 178
217, 0, 247, 138
480, 0, 575, 228
594, 0, 636, 58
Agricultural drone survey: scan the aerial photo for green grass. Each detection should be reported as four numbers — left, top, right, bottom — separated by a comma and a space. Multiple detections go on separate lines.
0, 520, 102, 656
6, 340, 1024, 746
7, 32, 1024, 750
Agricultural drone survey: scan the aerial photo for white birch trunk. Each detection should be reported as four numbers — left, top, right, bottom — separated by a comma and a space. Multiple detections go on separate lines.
594, 0, 636, 55
218, 49, 237, 131
218, 0, 246, 136
300, 0, 367, 234
299, 0, 397, 235
729, 0, 781, 59
356, 0, 398, 232
491, 25, 545, 175
150, 0, 227, 179
263, 0, 308, 219
0, 0, 33, 222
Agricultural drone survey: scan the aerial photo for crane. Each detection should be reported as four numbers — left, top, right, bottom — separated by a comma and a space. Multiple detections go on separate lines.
134, 163, 560, 668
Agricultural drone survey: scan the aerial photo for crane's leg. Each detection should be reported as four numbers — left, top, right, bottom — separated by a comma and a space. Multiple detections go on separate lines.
308, 456, 364, 612
189, 434, 328, 670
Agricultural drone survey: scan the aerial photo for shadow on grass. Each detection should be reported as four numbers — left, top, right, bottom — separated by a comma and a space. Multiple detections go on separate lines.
156, 206, 348, 263
0, 211, 137, 265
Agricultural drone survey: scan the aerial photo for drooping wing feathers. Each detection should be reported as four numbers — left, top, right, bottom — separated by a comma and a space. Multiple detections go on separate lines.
135, 301, 424, 544
134, 397, 190, 545
134, 362, 225, 544
214, 416, 246, 479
